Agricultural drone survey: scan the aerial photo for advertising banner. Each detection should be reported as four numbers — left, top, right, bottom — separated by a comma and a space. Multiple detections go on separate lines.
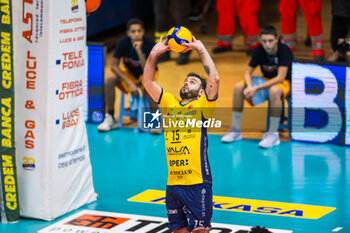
291, 60, 350, 146
13, 0, 96, 220
39, 210, 293, 233
0, 0, 20, 223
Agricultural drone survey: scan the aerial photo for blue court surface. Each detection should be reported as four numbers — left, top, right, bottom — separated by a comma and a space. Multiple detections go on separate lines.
1, 124, 349, 233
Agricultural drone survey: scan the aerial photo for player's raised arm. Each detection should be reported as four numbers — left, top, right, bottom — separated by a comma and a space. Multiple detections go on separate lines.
142, 36, 171, 103
182, 36, 219, 100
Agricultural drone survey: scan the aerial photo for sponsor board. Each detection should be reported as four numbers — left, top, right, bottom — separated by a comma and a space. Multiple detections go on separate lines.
0, 0, 20, 222
38, 210, 292, 233
292, 60, 350, 145
13, 0, 96, 220
128, 190, 336, 220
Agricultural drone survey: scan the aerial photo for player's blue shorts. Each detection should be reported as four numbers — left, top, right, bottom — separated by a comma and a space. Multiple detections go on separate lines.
249, 76, 269, 106
166, 183, 213, 232
240, 76, 291, 106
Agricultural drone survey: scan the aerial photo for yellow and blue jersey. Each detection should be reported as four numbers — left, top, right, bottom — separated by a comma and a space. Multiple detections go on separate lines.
157, 89, 217, 186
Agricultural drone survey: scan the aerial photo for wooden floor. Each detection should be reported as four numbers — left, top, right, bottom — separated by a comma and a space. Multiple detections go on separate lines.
103, 0, 334, 140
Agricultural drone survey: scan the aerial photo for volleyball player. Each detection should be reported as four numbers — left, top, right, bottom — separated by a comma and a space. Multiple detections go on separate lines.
142, 36, 219, 233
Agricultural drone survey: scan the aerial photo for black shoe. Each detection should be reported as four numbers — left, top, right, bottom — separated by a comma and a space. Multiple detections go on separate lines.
176, 51, 191, 65
212, 46, 232, 54
157, 51, 170, 63
305, 36, 311, 47
314, 55, 324, 61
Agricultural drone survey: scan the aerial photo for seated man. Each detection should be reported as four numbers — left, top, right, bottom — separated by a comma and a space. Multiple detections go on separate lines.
98, 18, 158, 132
221, 25, 293, 148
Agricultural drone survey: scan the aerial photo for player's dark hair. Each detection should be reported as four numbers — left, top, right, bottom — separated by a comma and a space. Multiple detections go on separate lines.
187, 72, 207, 90
126, 18, 144, 30
260, 25, 277, 38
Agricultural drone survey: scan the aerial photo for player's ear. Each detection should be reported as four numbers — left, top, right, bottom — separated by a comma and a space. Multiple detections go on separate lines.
198, 89, 205, 97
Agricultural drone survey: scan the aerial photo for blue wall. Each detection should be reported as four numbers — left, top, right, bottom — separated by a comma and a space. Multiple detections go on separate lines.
87, 0, 153, 37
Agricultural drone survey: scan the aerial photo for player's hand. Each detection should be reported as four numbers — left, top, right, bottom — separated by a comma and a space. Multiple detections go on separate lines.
181, 36, 204, 53
151, 35, 171, 57
243, 86, 257, 99
133, 40, 143, 51
129, 83, 139, 97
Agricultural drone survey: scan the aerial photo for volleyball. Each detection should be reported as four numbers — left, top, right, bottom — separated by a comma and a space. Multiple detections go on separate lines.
166, 26, 193, 52
85, 0, 101, 14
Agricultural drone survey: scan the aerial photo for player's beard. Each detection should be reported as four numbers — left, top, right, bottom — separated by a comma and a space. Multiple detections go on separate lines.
180, 87, 200, 100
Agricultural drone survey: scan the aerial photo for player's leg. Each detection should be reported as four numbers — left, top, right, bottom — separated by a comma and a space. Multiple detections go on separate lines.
259, 84, 285, 148
192, 229, 209, 233
115, 67, 140, 96
171, 0, 192, 65
279, 0, 298, 52
166, 186, 189, 233
221, 81, 245, 142
236, 0, 260, 55
268, 85, 283, 118
97, 73, 120, 131
233, 81, 246, 112
116, 67, 141, 120
153, 0, 171, 62
180, 184, 212, 233
212, 0, 235, 53
153, 0, 170, 38
299, 0, 324, 60
105, 74, 120, 115
172, 0, 191, 31
173, 227, 190, 233
330, 16, 347, 52
231, 81, 246, 131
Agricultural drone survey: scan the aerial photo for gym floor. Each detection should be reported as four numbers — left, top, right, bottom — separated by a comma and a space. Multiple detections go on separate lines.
1, 125, 349, 233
